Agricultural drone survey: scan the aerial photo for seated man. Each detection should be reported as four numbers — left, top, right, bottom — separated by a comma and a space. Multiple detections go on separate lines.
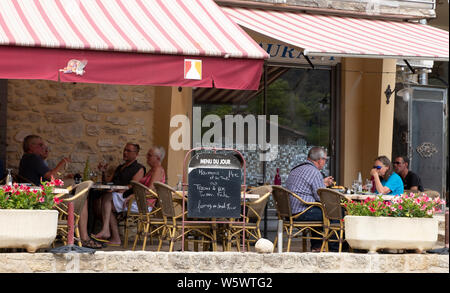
285, 146, 334, 252
78, 142, 145, 248
393, 156, 424, 192
18, 135, 70, 186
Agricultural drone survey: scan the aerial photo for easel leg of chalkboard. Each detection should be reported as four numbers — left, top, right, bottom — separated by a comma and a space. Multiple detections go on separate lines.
264, 205, 268, 238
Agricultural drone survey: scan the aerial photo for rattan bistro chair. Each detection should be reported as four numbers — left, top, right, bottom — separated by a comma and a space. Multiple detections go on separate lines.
271, 185, 325, 252
54, 180, 94, 246
226, 188, 271, 251
154, 182, 217, 252
317, 188, 348, 253
128, 180, 165, 251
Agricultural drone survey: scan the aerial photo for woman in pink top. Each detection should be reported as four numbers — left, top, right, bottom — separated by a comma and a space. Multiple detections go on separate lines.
91, 146, 166, 246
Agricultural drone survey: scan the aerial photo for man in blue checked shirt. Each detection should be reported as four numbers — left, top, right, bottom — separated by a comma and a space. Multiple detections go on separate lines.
285, 146, 334, 251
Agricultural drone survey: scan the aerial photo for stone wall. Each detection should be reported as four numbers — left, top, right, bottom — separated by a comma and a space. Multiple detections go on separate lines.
0, 252, 448, 273
5, 80, 155, 177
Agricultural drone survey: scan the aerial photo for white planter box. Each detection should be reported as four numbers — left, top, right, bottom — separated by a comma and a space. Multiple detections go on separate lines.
0, 209, 58, 253
344, 215, 438, 253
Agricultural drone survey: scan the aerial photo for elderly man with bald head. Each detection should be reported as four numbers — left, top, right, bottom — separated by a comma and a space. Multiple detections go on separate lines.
19, 135, 70, 186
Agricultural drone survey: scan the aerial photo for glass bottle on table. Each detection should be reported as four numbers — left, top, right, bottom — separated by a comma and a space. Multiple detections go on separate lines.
357, 171, 363, 193
6, 169, 13, 186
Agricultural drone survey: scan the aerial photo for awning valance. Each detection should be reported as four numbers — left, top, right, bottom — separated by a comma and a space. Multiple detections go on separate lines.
0, 0, 269, 90
223, 7, 449, 61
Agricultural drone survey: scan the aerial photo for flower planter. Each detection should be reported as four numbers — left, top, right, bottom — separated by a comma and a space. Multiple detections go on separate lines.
0, 209, 58, 253
344, 215, 438, 253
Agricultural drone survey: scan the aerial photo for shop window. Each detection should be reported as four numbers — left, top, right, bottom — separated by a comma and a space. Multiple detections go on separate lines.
193, 67, 332, 188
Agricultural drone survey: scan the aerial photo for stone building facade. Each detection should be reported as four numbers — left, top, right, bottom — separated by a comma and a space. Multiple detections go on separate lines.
4, 80, 155, 178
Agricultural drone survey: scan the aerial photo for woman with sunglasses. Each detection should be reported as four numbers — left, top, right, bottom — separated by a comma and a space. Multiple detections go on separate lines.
370, 156, 404, 195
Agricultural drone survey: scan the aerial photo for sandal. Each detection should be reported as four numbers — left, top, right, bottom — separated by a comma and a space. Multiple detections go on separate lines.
81, 238, 104, 249
90, 234, 109, 243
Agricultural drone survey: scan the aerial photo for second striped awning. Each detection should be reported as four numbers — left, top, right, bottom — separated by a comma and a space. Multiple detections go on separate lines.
223, 7, 449, 61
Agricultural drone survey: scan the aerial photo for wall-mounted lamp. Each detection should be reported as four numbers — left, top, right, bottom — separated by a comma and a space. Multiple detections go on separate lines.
385, 84, 413, 104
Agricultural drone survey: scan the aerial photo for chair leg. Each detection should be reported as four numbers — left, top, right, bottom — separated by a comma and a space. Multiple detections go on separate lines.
157, 226, 166, 251
75, 227, 82, 247
287, 226, 293, 252
338, 228, 344, 253
123, 220, 129, 249
168, 227, 176, 252
132, 221, 142, 251
141, 222, 150, 251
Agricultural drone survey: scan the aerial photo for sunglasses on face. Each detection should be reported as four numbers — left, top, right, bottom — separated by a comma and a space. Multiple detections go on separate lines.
123, 149, 136, 153
393, 161, 402, 165
373, 165, 383, 170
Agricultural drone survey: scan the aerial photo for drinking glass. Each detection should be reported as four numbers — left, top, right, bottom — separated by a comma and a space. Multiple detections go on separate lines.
365, 179, 373, 193
352, 180, 359, 193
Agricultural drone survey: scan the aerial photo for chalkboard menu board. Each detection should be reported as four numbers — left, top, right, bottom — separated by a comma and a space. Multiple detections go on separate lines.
187, 152, 242, 218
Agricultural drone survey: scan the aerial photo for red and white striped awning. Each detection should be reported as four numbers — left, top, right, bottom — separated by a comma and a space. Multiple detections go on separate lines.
223, 7, 449, 61
0, 0, 269, 90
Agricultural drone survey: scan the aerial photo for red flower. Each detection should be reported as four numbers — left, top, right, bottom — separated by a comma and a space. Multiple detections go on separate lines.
53, 197, 63, 204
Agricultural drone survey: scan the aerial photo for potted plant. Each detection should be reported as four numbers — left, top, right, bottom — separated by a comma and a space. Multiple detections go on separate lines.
0, 178, 64, 252
343, 193, 445, 253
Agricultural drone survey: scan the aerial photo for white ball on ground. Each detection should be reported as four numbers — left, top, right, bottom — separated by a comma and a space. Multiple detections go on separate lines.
255, 238, 274, 253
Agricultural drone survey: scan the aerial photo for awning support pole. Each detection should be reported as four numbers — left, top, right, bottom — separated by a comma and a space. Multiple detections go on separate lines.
403, 59, 416, 74
301, 52, 315, 69
263, 60, 268, 239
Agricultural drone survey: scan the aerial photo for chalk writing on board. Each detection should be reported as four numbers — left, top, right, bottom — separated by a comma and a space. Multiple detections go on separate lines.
188, 165, 241, 218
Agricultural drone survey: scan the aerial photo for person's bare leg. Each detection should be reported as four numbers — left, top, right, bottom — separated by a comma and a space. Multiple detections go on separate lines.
93, 192, 113, 240
108, 212, 122, 245
79, 200, 90, 241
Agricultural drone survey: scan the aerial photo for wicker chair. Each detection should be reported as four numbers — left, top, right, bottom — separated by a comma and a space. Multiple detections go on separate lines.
404, 189, 441, 199
317, 188, 348, 252
127, 180, 165, 251
226, 188, 271, 251
271, 185, 325, 252
154, 182, 217, 252
422, 189, 441, 199
54, 180, 94, 246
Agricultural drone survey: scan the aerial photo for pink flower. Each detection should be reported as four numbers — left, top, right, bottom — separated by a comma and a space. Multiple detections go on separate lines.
398, 205, 403, 210
421, 204, 427, 211
53, 197, 63, 204
369, 207, 376, 213
390, 207, 397, 212
38, 197, 45, 203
